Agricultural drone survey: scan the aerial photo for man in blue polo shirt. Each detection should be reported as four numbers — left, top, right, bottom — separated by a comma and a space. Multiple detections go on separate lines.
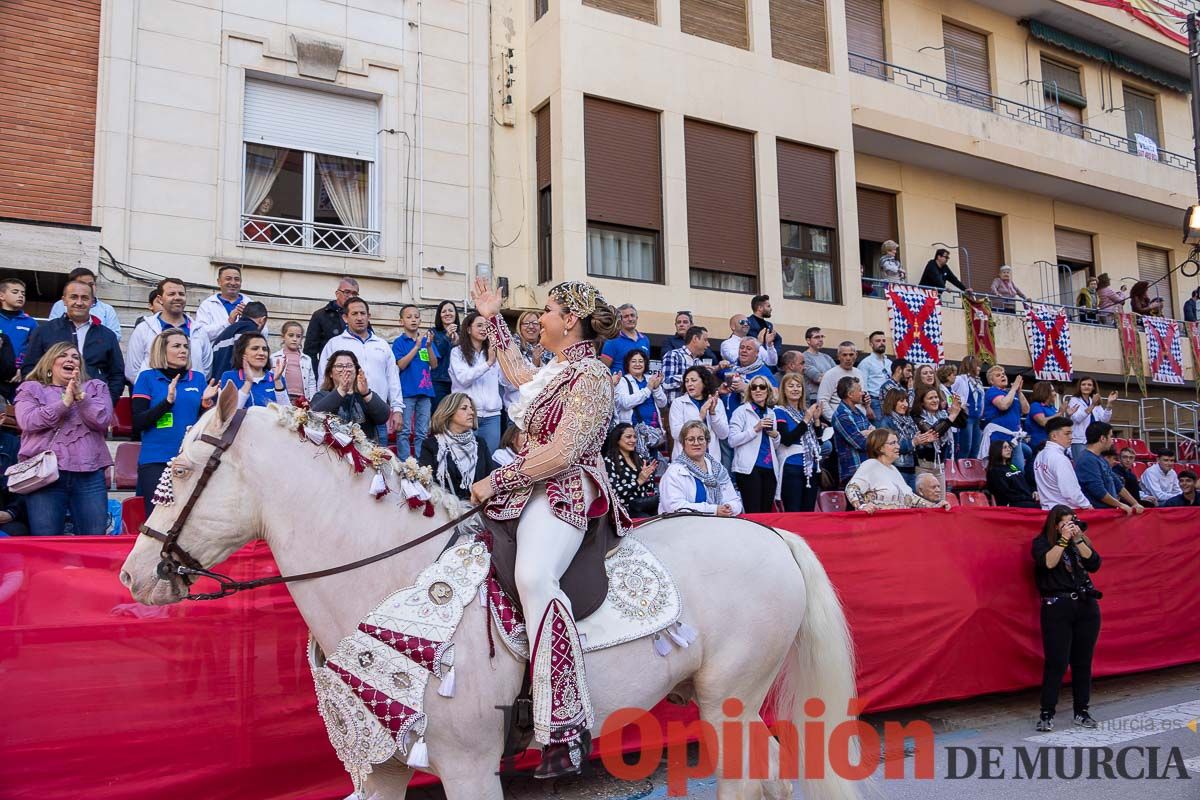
0, 278, 37, 373
600, 303, 651, 374
392, 304, 437, 459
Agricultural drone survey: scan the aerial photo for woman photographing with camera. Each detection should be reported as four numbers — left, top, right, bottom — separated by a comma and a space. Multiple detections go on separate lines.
1033, 505, 1102, 732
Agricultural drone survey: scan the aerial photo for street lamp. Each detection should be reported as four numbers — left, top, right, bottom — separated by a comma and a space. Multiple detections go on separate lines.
1183, 205, 1200, 245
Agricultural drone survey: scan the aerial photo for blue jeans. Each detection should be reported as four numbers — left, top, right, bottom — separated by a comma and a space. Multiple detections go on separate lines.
477, 414, 501, 455
1010, 440, 1031, 472
26, 469, 109, 536
956, 417, 982, 460
432, 380, 452, 414
399, 396, 432, 459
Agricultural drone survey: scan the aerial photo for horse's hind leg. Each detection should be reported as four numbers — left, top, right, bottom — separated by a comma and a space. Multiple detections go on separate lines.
358, 761, 413, 799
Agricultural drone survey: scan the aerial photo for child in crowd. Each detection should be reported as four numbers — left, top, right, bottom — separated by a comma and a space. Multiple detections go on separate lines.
392, 304, 438, 459
271, 321, 316, 406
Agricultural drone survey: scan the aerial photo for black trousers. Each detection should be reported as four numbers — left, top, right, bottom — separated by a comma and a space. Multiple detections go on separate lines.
136, 462, 169, 516
735, 467, 777, 514
1039, 595, 1102, 717
780, 464, 820, 512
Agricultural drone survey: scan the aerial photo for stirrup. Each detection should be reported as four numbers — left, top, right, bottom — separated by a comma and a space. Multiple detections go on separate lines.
533, 730, 591, 779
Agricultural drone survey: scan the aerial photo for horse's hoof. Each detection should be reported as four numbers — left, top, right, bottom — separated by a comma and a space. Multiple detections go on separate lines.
533, 732, 591, 779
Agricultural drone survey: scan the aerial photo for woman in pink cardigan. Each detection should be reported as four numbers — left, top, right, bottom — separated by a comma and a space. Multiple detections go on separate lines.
15, 342, 113, 535
1096, 273, 1127, 324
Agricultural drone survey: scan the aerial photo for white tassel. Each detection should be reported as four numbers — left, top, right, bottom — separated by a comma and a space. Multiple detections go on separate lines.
478, 583, 488, 607
333, 430, 353, 447
666, 625, 690, 648
675, 621, 699, 645
653, 633, 671, 657
437, 665, 456, 698
304, 426, 325, 445
369, 472, 389, 498
408, 736, 429, 769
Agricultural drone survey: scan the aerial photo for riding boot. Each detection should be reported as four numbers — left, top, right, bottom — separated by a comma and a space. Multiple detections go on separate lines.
529, 598, 593, 776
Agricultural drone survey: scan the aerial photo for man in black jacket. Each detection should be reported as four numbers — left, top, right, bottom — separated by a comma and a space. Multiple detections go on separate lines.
919, 248, 970, 294
24, 280, 125, 405
303, 277, 359, 370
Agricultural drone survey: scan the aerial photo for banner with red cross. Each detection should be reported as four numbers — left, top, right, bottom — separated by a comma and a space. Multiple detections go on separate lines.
1143, 316, 1184, 385
886, 284, 944, 367
1023, 304, 1073, 381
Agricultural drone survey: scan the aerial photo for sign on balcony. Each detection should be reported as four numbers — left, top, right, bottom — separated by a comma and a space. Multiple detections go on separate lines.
1135, 134, 1159, 161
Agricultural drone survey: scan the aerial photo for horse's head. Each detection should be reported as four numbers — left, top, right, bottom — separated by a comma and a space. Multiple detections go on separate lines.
120, 382, 261, 604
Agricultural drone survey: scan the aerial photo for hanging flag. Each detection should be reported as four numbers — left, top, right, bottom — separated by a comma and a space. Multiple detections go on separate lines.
963, 294, 997, 367
1187, 322, 1200, 400
1143, 316, 1185, 385
886, 284, 943, 367
1023, 304, 1073, 381
1117, 312, 1146, 395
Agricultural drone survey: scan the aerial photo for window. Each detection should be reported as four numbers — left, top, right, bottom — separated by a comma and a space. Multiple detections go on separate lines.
684, 119, 758, 293
1054, 227, 1094, 311
857, 186, 897, 283
1136, 244, 1173, 316
241, 80, 379, 255
584, 98, 663, 283
583, 0, 656, 23
943, 22, 991, 110
777, 140, 838, 303
846, 0, 885, 78
536, 105, 552, 283
1123, 87, 1160, 160
953, 208, 1004, 292
1040, 58, 1084, 138
681, 0, 749, 50
535, 0, 549, 19
770, 0, 828, 72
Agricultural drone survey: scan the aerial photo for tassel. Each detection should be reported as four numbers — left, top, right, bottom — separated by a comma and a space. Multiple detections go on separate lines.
478, 583, 488, 607
423, 500, 435, 517
370, 472, 389, 499
408, 736, 429, 769
437, 665, 456, 697
653, 633, 671, 657
666, 625, 690, 649
332, 430, 353, 448
305, 426, 325, 446
406, 495, 424, 510
675, 621, 699, 645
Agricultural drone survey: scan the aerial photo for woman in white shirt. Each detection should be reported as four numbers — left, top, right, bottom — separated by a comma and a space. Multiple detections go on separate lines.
449, 312, 504, 454
1066, 376, 1116, 462
614, 350, 667, 426
660, 420, 742, 516
727, 376, 780, 513
845, 428, 949, 513
668, 365, 729, 463
492, 424, 526, 467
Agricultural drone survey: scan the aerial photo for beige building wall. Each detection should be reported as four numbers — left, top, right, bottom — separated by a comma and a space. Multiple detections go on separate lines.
490, 0, 1200, 384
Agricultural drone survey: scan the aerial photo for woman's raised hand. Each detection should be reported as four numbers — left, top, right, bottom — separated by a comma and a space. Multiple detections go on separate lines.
355, 369, 370, 396
201, 379, 219, 405
471, 277, 503, 318
166, 374, 180, 403
62, 377, 78, 407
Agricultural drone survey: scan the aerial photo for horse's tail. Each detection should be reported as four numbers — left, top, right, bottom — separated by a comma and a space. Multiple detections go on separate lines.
772, 529, 861, 800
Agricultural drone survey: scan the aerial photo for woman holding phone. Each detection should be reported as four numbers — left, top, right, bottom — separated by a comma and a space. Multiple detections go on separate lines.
727, 376, 779, 513
1033, 505, 1102, 732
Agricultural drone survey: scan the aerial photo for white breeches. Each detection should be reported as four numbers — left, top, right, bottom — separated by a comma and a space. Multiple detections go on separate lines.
513, 483, 591, 631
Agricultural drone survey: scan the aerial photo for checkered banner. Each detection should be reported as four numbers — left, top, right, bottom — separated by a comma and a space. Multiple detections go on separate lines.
1023, 304, 1073, 381
1143, 316, 1185, 385
886, 284, 944, 366
1187, 322, 1200, 399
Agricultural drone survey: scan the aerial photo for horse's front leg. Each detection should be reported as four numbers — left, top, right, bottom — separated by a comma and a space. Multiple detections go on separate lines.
358, 760, 413, 799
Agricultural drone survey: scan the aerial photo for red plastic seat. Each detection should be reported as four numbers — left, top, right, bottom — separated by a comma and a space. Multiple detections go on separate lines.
111, 396, 133, 438
817, 491, 848, 513
1131, 462, 1149, 479
120, 496, 147, 535
114, 442, 140, 490
1178, 441, 1197, 463
1112, 437, 1131, 453
1130, 439, 1154, 462
944, 493, 960, 508
1172, 463, 1186, 475
946, 458, 986, 490
958, 490, 991, 507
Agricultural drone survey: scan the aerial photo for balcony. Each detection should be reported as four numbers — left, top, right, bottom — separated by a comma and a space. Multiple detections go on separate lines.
239, 214, 381, 257
849, 53, 1194, 173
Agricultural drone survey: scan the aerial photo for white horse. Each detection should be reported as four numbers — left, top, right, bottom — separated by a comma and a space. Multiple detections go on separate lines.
120, 384, 860, 800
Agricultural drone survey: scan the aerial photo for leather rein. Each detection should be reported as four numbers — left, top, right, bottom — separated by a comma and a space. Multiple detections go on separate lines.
139, 408, 482, 601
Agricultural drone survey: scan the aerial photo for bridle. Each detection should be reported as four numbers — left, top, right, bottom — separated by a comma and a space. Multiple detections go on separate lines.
139, 407, 482, 601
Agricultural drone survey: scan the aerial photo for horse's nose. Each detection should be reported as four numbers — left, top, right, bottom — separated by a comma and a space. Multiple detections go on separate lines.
119, 569, 133, 589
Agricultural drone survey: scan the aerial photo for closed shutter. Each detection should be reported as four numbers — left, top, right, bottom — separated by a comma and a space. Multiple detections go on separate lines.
685, 119, 758, 276
776, 141, 835, 228
1123, 87, 1160, 148
954, 208, 1004, 291
680, 0, 749, 50
584, 0, 656, 22
846, 0, 885, 77
1136, 245, 1173, 315
535, 105, 551, 190
856, 187, 898, 243
943, 22, 990, 110
1055, 228, 1093, 264
584, 98, 662, 231
770, 0, 828, 72
244, 79, 378, 160
1040, 58, 1084, 106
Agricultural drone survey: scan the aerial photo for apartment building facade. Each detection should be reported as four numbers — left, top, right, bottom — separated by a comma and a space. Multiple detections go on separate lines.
489, 0, 1200, 382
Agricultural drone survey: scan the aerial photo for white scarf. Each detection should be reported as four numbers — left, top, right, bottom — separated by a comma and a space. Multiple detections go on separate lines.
435, 430, 479, 491
508, 357, 570, 431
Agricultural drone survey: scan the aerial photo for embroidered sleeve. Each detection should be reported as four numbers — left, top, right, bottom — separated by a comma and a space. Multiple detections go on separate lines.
491, 362, 613, 493
483, 315, 536, 389
902, 492, 938, 509
844, 482, 869, 508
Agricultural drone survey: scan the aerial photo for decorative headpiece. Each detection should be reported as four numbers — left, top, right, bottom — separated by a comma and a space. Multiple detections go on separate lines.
550, 281, 607, 318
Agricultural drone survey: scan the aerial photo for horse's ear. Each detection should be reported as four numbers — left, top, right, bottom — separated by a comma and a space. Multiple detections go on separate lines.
213, 380, 240, 429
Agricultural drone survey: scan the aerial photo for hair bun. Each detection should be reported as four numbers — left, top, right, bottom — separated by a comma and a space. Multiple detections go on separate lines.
588, 301, 620, 341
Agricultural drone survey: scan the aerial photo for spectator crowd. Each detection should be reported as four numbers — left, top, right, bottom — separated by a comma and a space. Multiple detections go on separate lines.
0, 263, 1195, 537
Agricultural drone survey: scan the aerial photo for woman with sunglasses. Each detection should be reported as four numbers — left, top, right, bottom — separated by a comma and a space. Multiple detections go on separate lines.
727, 376, 780, 513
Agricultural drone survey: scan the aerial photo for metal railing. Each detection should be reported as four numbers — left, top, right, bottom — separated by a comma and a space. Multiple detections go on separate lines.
240, 214, 381, 256
1141, 397, 1199, 456
848, 53, 1195, 172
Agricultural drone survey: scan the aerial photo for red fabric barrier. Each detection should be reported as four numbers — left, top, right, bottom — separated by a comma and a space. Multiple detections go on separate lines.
2, 508, 1198, 799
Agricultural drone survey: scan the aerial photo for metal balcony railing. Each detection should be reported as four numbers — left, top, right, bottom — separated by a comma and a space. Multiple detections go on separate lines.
848, 53, 1196, 173
240, 214, 381, 256
1151, 0, 1200, 17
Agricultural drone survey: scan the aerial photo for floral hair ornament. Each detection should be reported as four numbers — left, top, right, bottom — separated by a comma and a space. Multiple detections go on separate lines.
550, 281, 607, 318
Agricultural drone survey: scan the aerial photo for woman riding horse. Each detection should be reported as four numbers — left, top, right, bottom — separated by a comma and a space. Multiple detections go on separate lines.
468, 278, 625, 778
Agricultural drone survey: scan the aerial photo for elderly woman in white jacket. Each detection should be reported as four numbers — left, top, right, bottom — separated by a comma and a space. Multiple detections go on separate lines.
727, 375, 780, 513
660, 420, 743, 516
669, 365, 729, 463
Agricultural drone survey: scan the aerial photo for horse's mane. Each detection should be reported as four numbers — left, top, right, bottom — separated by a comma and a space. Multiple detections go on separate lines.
270, 404, 466, 517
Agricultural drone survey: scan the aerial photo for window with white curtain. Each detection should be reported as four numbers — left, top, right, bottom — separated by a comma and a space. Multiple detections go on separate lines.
241, 79, 379, 255
586, 224, 660, 282
780, 221, 837, 303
